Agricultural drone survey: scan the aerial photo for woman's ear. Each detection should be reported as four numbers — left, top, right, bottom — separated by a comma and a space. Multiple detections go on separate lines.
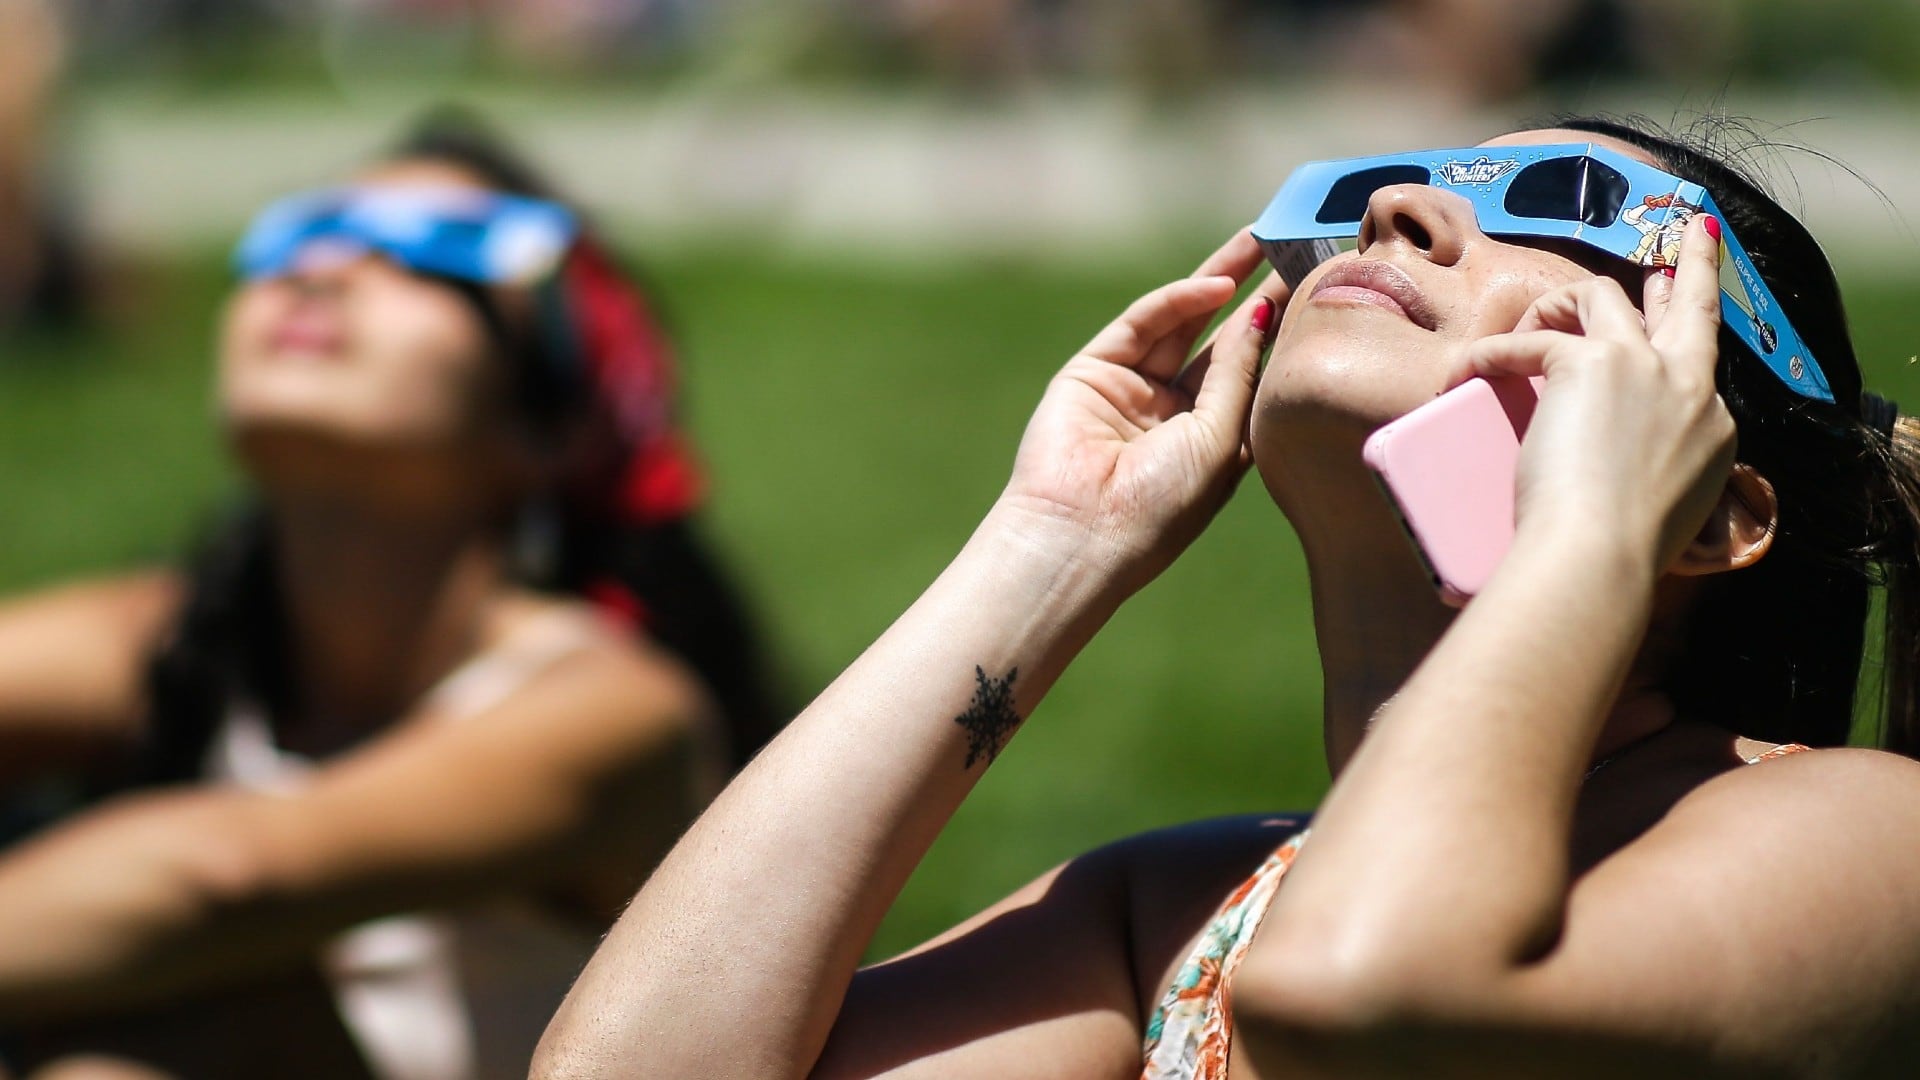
1670, 463, 1777, 577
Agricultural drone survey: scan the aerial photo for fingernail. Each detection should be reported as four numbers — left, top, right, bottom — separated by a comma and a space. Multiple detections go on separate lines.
1659, 266, 1677, 278
1701, 215, 1722, 241
1252, 296, 1277, 338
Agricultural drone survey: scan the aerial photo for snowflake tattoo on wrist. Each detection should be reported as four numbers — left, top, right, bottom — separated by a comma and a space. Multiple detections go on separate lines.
955, 665, 1020, 769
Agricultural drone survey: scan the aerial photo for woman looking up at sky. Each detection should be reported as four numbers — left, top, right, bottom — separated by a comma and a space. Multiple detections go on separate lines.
537, 117, 1920, 1079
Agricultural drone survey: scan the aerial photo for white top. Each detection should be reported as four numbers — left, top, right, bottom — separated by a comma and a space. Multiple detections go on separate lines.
204, 609, 606, 1080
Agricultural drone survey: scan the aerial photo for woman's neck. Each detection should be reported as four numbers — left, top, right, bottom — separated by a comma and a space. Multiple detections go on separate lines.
268, 494, 510, 740
1290, 478, 1676, 778
1296, 498, 1457, 772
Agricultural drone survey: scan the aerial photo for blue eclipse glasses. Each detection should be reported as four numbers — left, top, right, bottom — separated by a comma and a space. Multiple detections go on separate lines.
1251, 143, 1832, 402
234, 186, 580, 287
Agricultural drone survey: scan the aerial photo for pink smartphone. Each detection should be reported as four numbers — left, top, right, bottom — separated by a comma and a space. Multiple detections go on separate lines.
1361, 376, 1542, 606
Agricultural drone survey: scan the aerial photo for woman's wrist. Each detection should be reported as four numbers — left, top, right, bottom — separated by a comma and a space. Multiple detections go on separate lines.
986, 476, 1217, 602
967, 499, 1128, 630
1508, 515, 1663, 597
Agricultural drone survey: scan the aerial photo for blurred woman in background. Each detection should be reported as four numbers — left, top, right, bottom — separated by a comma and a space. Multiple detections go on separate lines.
0, 113, 781, 1079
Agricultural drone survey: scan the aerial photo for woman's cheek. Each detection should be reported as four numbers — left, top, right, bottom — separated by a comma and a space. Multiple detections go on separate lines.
1469, 269, 1567, 336
365, 298, 504, 439
217, 288, 280, 368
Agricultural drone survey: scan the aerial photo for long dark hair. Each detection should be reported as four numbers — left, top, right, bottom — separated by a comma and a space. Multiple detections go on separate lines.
1555, 115, 1920, 757
140, 112, 785, 782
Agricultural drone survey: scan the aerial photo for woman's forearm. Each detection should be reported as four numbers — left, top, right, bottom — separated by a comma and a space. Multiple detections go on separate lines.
1244, 528, 1657, 1006
539, 246, 1267, 1078
0, 788, 292, 1024
538, 504, 1128, 1080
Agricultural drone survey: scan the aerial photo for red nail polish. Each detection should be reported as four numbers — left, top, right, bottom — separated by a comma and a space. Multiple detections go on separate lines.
1252, 296, 1276, 337
1660, 266, 1677, 278
1701, 214, 1721, 241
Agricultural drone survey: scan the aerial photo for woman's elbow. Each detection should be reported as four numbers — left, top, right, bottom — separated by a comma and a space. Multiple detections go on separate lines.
1234, 959, 1390, 1046
1230, 939, 1466, 1063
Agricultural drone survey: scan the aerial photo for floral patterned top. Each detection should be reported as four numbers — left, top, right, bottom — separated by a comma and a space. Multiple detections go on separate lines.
1138, 743, 1810, 1080
1138, 829, 1306, 1080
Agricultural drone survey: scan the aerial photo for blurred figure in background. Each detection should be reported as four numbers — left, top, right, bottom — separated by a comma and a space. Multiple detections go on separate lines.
1336, 0, 1733, 104
0, 112, 782, 1079
862, 0, 1728, 103
488, 0, 702, 72
0, 0, 83, 334
36, 0, 1750, 107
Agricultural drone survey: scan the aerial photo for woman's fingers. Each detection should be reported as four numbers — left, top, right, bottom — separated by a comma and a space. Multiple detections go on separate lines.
1176, 274, 1286, 395
1456, 330, 1570, 384
1641, 266, 1675, 338
1512, 276, 1646, 339
1191, 227, 1266, 282
1138, 230, 1269, 380
1081, 275, 1238, 368
1190, 290, 1278, 456
1648, 215, 1724, 369
1459, 274, 1675, 388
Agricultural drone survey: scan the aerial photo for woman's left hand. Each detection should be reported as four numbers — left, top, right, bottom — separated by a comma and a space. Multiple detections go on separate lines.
999, 229, 1283, 593
1452, 214, 1734, 574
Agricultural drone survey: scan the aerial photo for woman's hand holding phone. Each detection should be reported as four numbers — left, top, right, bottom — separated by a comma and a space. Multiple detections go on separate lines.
996, 229, 1285, 597
1452, 214, 1734, 579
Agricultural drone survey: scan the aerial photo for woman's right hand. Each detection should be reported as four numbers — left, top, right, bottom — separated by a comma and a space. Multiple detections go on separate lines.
1453, 214, 1734, 576
998, 229, 1282, 592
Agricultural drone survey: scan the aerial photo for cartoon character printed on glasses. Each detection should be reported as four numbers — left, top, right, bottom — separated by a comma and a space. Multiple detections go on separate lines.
1623, 191, 1780, 355
1622, 192, 1701, 270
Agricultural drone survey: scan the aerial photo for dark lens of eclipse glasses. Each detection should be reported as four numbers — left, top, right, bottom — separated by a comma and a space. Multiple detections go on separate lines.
1314, 164, 1431, 224
1311, 156, 1635, 231
1503, 156, 1631, 228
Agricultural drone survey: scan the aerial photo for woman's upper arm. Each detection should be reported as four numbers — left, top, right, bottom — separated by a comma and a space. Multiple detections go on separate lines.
810, 814, 1304, 1080
0, 573, 178, 771
811, 848, 1143, 1080
1515, 749, 1920, 1073
1247, 748, 1920, 1077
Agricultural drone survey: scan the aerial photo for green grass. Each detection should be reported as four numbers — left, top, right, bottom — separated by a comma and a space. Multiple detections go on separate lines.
6, 247, 1920, 958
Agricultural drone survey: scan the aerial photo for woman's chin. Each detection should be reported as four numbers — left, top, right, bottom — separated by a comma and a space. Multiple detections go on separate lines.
1257, 335, 1443, 429
1249, 376, 1413, 455
1249, 366, 1424, 522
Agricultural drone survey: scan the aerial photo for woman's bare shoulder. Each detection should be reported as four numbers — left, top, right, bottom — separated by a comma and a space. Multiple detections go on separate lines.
489, 589, 704, 689
1678, 743, 1920, 822
1603, 744, 1920, 892
474, 588, 717, 749
0, 569, 183, 630
1101, 812, 1312, 1014
1104, 812, 1312, 878
1539, 746, 1920, 1068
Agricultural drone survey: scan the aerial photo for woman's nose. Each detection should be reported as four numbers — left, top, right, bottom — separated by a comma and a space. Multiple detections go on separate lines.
1357, 184, 1473, 266
283, 239, 376, 291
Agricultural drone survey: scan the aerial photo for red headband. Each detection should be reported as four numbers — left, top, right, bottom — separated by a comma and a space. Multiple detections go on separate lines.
558, 240, 704, 528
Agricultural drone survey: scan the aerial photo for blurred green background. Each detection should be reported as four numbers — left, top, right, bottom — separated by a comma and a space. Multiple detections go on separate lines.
6, 0, 1920, 963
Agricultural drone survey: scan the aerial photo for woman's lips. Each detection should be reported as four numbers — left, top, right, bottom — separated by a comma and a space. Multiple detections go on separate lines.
1308, 260, 1440, 331
267, 304, 347, 357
